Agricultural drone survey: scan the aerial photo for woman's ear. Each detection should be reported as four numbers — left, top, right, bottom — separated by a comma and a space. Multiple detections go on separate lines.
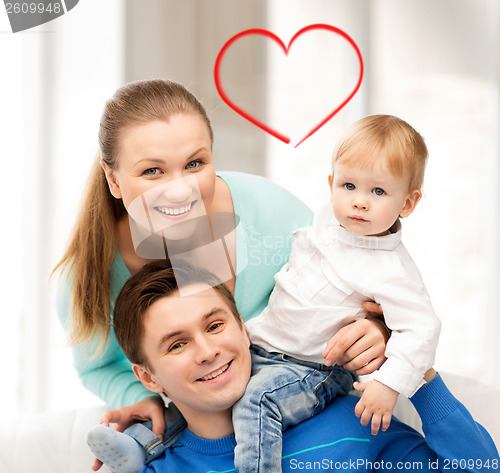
101, 161, 122, 199
400, 189, 422, 218
132, 363, 164, 394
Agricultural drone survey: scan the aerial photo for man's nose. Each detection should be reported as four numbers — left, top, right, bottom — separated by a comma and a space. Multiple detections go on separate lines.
161, 177, 193, 203
194, 336, 220, 364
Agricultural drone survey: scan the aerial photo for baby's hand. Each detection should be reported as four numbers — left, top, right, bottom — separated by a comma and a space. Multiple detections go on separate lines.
353, 380, 398, 435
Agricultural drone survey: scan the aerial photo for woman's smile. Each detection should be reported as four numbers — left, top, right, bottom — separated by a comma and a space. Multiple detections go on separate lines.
153, 200, 197, 219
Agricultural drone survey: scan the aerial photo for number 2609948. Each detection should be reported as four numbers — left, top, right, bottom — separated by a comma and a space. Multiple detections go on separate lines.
5, 2, 62, 14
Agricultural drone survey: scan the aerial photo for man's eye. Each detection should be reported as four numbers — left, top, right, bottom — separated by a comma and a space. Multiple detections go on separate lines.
373, 188, 385, 196
169, 341, 185, 352
208, 322, 224, 333
344, 183, 355, 190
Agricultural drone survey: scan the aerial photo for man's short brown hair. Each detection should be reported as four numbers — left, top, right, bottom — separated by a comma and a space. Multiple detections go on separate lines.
113, 259, 241, 370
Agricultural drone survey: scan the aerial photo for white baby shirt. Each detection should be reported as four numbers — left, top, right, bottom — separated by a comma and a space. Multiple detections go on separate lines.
245, 204, 441, 398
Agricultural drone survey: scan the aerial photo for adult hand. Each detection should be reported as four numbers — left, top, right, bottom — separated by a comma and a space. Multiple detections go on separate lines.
423, 367, 437, 383
90, 396, 165, 471
91, 458, 104, 471
92, 459, 116, 472
322, 313, 389, 375
362, 301, 383, 317
100, 395, 165, 434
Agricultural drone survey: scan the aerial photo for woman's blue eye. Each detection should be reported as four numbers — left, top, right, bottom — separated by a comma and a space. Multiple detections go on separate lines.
344, 183, 355, 191
143, 168, 160, 176
186, 159, 202, 169
373, 188, 385, 196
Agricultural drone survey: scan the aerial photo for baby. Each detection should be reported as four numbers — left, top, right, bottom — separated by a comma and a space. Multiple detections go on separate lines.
87, 114, 441, 473
237, 114, 441, 472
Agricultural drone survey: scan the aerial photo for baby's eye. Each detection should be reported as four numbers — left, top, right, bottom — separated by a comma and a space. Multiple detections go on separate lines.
143, 167, 161, 176
344, 183, 355, 191
372, 188, 385, 196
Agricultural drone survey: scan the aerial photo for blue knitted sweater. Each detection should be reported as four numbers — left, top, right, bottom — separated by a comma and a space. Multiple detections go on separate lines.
141, 375, 498, 473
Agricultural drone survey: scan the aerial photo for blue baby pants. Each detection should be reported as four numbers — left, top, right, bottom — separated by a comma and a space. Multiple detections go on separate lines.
232, 345, 355, 473
124, 401, 186, 463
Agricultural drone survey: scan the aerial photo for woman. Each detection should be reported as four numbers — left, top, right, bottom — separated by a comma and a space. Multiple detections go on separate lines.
54, 79, 388, 469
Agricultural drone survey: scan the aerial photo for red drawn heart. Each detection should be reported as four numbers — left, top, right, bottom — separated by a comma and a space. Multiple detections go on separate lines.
214, 24, 364, 148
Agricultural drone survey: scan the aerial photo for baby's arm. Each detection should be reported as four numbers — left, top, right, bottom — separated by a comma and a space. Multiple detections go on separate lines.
353, 379, 399, 435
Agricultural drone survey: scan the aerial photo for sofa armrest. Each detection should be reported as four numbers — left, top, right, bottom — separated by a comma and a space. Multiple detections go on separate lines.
0, 405, 106, 473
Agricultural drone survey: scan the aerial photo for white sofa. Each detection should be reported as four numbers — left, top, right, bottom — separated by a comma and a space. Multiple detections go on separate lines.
1, 372, 498, 473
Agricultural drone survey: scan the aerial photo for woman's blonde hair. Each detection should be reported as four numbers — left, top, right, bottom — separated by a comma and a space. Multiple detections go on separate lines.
53, 79, 213, 354
332, 115, 428, 191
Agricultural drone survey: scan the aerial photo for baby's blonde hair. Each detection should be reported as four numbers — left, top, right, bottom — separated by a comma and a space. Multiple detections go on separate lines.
332, 115, 428, 191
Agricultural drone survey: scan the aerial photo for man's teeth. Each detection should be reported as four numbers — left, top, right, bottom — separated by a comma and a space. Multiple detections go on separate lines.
155, 202, 193, 216
200, 363, 229, 381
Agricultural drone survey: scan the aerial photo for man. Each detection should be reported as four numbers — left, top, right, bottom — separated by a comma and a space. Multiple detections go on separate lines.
102, 261, 498, 472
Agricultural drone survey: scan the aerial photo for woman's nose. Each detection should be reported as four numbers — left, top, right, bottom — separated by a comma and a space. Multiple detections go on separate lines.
161, 176, 193, 203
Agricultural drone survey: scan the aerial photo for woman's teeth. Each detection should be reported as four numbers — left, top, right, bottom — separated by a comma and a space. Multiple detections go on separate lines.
155, 202, 193, 216
200, 363, 230, 381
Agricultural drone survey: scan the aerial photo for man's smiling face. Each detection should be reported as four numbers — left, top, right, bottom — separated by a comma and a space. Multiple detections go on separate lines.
134, 283, 252, 437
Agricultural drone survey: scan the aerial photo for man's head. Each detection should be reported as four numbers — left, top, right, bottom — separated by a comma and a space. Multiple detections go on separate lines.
113, 260, 251, 437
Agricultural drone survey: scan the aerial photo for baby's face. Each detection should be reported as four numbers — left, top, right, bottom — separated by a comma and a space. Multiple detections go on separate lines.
329, 160, 418, 236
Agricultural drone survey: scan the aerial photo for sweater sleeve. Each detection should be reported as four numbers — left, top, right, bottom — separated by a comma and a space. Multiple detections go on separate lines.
56, 263, 157, 408
376, 374, 499, 472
